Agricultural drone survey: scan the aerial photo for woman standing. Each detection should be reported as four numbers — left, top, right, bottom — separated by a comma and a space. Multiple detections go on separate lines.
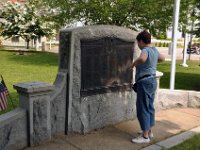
131, 31, 165, 144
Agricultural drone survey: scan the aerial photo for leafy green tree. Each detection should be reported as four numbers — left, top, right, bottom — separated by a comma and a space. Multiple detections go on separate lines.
37, 0, 199, 38
42, 0, 176, 37
193, 0, 200, 37
0, 1, 54, 49
179, 0, 198, 36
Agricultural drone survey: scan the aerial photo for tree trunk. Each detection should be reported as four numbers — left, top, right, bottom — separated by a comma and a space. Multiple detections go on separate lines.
35, 38, 39, 50
26, 39, 30, 49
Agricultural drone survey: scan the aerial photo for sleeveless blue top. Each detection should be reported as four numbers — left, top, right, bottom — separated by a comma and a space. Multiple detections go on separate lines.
135, 47, 160, 82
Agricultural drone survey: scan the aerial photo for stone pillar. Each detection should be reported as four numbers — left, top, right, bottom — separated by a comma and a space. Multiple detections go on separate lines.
156, 71, 164, 90
155, 71, 164, 111
14, 82, 54, 146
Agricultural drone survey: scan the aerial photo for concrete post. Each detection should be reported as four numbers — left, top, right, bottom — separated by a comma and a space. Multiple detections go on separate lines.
155, 71, 164, 111
14, 82, 54, 146
156, 71, 164, 90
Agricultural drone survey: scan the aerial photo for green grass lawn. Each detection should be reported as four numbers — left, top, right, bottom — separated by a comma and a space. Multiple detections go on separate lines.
0, 50, 200, 115
169, 134, 200, 150
158, 60, 200, 91
0, 50, 58, 114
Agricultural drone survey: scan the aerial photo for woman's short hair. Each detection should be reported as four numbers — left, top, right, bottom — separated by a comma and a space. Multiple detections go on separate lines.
136, 30, 151, 44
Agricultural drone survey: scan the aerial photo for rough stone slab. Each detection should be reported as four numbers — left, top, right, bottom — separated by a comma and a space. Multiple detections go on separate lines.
30, 97, 51, 146
188, 91, 200, 108
70, 91, 136, 133
156, 89, 189, 111
61, 25, 141, 134
0, 108, 26, 127
14, 82, 54, 93
0, 108, 28, 150
15, 81, 53, 146
60, 25, 138, 42
157, 126, 200, 149
50, 72, 67, 135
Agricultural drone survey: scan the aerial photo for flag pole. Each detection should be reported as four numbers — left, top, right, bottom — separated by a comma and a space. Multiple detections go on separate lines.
170, 0, 181, 90
1, 75, 15, 109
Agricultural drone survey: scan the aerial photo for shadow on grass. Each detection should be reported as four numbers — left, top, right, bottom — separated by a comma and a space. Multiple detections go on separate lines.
2, 50, 58, 66
160, 72, 200, 91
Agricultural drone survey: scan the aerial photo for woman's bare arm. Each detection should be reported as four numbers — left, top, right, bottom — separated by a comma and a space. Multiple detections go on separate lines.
158, 53, 165, 62
131, 52, 148, 69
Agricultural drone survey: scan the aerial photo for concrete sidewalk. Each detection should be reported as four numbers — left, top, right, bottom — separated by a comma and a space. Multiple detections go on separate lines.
24, 108, 200, 150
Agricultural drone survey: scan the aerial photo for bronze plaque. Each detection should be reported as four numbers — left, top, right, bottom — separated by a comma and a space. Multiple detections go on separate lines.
81, 37, 134, 95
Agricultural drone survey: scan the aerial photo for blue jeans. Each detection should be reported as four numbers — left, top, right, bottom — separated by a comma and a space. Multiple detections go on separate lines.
136, 76, 157, 131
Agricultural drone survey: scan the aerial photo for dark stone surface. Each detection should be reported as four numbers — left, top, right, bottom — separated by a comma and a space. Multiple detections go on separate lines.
59, 32, 71, 70
81, 37, 134, 96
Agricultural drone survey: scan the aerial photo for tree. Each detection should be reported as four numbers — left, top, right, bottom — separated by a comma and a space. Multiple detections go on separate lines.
0, 1, 54, 49
134, 0, 174, 38
34, 0, 200, 39
42, 0, 176, 37
193, 0, 200, 37
178, 0, 198, 35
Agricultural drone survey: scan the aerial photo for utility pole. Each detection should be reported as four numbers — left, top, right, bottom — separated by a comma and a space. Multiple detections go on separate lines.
170, 0, 181, 90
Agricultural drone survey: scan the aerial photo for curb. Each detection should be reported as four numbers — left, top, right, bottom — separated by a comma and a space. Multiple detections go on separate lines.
142, 126, 200, 150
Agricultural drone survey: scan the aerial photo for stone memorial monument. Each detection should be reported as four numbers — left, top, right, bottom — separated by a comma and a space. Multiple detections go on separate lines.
2, 25, 200, 150
58, 25, 139, 133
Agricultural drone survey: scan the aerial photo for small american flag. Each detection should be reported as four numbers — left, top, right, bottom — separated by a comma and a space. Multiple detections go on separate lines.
0, 80, 9, 111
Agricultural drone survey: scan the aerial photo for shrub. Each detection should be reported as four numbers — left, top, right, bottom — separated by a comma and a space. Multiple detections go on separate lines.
158, 42, 162, 47
156, 33, 166, 40
177, 43, 183, 48
151, 42, 155, 47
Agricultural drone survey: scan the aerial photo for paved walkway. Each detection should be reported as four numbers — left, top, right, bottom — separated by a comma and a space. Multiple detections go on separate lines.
157, 47, 200, 61
24, 108, 200, 150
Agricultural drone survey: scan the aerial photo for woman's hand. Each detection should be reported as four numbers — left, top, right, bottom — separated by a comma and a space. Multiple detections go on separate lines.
130, 63, 135, 70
